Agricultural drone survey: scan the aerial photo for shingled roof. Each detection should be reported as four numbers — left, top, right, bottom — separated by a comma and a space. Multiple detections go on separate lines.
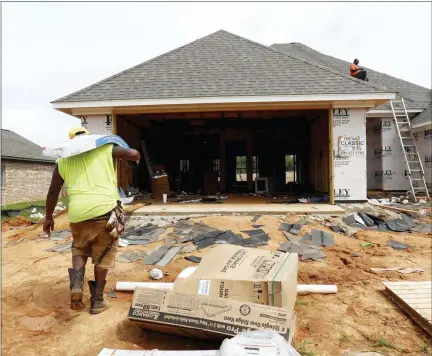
1, 129, 55, 163
53, 30, 390, 104
412, 103, 431, 128
271, 42, 431, 111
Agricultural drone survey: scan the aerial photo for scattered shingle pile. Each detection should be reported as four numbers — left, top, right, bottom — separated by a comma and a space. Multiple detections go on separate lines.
120, 225, 167, 246
342, 212, 430, 233
171, 221, 270, 250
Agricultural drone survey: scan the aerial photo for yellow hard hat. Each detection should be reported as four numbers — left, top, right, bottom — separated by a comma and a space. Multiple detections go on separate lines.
69, 127, 90, 139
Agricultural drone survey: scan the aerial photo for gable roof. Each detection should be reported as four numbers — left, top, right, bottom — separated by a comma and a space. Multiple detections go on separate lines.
412, 102, 431, 128
53, 30, 391, 104
1, 129, 55, 163
271, 42, 431, 111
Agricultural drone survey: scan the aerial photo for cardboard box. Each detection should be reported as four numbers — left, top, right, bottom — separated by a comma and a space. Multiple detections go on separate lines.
152, 175, 170, 201
204, 171, 220, 194
173, 245, 298, 312
128, 288, 296, 343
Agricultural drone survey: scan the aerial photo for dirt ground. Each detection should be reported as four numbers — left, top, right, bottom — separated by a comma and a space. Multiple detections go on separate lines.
1, 211, 431, 356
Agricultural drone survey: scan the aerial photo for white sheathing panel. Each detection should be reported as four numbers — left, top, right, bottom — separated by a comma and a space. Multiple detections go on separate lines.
415, 129, 432, 191
333, 108, 367, 201
379, 118, 409, 190
367, 117, 432, 191
81, 115, 113, 135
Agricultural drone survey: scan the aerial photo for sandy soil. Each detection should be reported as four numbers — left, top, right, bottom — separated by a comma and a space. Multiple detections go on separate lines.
1, 213, 431, 356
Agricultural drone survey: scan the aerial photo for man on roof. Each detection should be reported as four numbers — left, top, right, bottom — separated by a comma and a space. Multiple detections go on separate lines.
43, 127, 141, 314
350, 59, 368, 81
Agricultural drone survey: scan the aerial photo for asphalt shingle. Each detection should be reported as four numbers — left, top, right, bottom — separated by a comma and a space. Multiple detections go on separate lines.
271, 42, 431, 111
53, 30, 389, 104
411, 103, 431, 127
1, 129, 55, 163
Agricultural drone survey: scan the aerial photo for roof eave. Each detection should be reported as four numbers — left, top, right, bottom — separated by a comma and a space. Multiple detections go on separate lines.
366, 108, 424, 118
412, 121, 432, 130
1, 156, 56, 164
53, 93, 396, 115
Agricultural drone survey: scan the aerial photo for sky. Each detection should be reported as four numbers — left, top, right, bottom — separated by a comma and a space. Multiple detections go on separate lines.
2, 2, 431, 147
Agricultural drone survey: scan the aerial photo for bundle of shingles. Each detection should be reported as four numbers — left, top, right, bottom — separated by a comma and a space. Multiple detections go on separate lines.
342, 212, 430, 233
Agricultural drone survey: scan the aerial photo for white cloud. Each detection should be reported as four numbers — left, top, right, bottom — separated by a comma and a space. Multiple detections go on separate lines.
2, 2, 431, 145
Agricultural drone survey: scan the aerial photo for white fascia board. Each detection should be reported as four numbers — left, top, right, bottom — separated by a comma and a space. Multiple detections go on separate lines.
366, 108, 423, 118
412, 121, 432, 130
53, 93, 396, 110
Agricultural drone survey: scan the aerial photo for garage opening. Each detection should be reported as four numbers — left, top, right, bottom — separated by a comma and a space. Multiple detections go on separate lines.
116, 109, 330, 201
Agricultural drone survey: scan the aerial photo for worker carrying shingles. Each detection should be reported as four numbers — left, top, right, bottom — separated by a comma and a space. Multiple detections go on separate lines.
350, 58, 368, 81
43, 127, 141, 314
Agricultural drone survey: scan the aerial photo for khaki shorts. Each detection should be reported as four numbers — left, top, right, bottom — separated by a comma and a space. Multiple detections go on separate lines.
70, 219, 118, 269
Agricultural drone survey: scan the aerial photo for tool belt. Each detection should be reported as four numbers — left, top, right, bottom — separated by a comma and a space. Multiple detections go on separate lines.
105, 200, 125, 238
96, 201, 124, 265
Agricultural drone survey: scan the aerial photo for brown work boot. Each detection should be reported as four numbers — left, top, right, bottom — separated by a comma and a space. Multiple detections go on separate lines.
68, 267, 85, 310
88, 280, 110, 314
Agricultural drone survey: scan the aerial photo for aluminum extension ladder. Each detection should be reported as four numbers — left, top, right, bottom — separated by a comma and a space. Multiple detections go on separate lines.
390, 98, 430, 202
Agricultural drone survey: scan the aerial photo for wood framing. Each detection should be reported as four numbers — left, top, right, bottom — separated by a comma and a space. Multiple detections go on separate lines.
328, 108, 334, 204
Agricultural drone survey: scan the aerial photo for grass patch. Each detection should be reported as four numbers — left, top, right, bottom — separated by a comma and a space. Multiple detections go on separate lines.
296, 340, 316, 356
419, 342, 431, 354
295, 299, 309, 306
1, 198, 68, 211
374, 337, 398, 350
2, 198, 68, 212
339, 332, 352, 342
2, 200, 47, 211
1, 198, 68, 222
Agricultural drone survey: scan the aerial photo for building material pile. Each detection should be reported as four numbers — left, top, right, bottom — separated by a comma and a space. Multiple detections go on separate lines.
342, 211, 431, 233
127, 245, 299, 344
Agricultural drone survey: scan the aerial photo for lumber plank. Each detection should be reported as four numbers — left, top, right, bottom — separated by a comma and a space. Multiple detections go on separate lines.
384, 285, 431, 291
383, 281, 431, 286
383, 281, 432, 337
396, 294, 432, 299
402, 298, 432, 304
368, 202, 423, 216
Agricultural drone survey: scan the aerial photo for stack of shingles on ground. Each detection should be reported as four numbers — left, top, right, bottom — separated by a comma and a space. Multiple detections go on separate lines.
342, 212, 431, 234
120, 225, 167, 246
142, 244, 183, 266
119, 223, 188, 266
278, 220, 334, 261
43, 230, 73, 253
138, 220, 197, 266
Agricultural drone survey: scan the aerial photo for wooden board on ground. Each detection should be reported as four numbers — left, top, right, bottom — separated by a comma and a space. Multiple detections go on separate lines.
368, 202, 424, 216
383, 281, 432, 336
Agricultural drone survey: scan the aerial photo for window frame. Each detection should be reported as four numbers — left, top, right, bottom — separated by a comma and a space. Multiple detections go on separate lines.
1, 164, 5, 188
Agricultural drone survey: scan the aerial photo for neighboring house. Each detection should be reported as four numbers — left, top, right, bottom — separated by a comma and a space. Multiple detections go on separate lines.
272, 42, 431, 192
52, 30, 404, 203
1, 129, 56, 205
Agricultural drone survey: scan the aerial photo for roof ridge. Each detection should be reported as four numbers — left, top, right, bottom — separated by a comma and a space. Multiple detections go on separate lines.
276, 42, 431, 92
52, 30, 223, 103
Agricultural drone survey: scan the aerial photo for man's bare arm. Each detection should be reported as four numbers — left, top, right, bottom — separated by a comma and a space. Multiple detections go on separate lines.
43, 165, 64, 235
112, 146, 141, 163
